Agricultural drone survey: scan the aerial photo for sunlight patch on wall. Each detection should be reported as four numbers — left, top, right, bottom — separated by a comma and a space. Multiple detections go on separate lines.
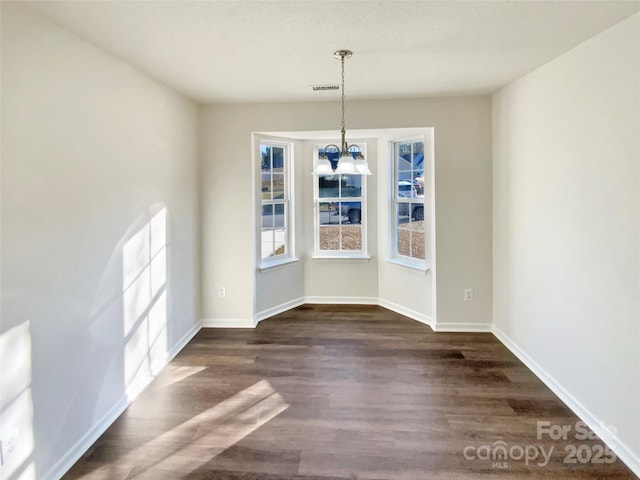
0, 321, 35, 480
122, 207, 169, 401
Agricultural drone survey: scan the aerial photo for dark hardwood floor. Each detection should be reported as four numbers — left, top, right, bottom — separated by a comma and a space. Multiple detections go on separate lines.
64, 304, 638, 479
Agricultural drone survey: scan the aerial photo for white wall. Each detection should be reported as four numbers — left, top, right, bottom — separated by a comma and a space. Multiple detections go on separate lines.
200, 97, 492, 328
1, 4, 200, 479
493, 12, 640, 473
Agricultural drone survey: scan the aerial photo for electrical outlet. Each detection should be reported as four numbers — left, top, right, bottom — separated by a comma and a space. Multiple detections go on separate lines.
6, 437, 15, 455
464, 288, 474, 301
218, 287, 226, 298
0, 433, 17, 466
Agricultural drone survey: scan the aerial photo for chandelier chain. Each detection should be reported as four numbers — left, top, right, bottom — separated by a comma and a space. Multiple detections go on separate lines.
341, 55, 346, 133
340, 54, 348, 153
313, 49, 370, 175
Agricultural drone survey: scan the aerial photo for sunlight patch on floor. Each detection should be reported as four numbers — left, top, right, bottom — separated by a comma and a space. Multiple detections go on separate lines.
76, 380, 289, 479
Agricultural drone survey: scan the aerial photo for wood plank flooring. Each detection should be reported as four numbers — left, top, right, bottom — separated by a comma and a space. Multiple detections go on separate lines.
63, 304, 638, 479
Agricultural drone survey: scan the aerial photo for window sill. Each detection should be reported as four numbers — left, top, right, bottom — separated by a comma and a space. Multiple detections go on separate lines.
385, 258, 430, 274
258, 257, 301, 272
311, 255, 372, 262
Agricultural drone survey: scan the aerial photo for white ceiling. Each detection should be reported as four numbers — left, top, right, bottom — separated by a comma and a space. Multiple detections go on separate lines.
24, 0, 640, 103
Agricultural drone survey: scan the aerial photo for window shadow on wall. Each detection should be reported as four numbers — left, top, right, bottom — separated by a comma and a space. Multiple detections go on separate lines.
121, 206, 169, 402
0, 320, 36, 480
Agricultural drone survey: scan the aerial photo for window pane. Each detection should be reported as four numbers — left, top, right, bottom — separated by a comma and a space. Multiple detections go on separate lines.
411, 229, 425, 259
261, 172, 272, 200
339, 201, 361, 224
412, 141, 424, 170
272, 147, 284, 171
397, 226, 411, 257
272, 173, 285, 199
273, 227, 286, 256
261, 145, 272, 172
340, 175, 362, 198
397, 203, 411, 257
273, 203, 285, 228
397, 143, 411, 170
341, 226, 361, 250
397, 203, 425, 259
319, 176, 340, 198
408, 201, 424, 221
319, 226, 340, 250
261, 225, 287, 258
261, 228, 275, 259
397, 176, 415, 198
261, 204, 274, 228
273, 203, 285, 215
319, 202, 340, 225
397, 203, 411, 223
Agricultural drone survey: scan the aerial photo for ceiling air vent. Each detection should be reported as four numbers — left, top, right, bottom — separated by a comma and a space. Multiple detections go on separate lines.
312, 84, 340, 91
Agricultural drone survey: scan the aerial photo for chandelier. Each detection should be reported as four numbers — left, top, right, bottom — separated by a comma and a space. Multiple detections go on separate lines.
313, 50, 371, 176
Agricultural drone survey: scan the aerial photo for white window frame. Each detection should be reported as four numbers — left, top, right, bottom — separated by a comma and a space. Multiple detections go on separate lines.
257, 139, 295, 269
389, 137, 428, 269
313, 144, 368, 259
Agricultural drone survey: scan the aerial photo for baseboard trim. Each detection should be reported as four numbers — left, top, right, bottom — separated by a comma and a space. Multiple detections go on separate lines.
378, 298, 433, 328
492, 324, 640, 478
47, 397, 129, 480
204, 299, 493, 336
47, 320, 201, 480
201, 318, 254, 328
255, 297, 305, 324
434, 322, 493, 332
305, 296, 378, 305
